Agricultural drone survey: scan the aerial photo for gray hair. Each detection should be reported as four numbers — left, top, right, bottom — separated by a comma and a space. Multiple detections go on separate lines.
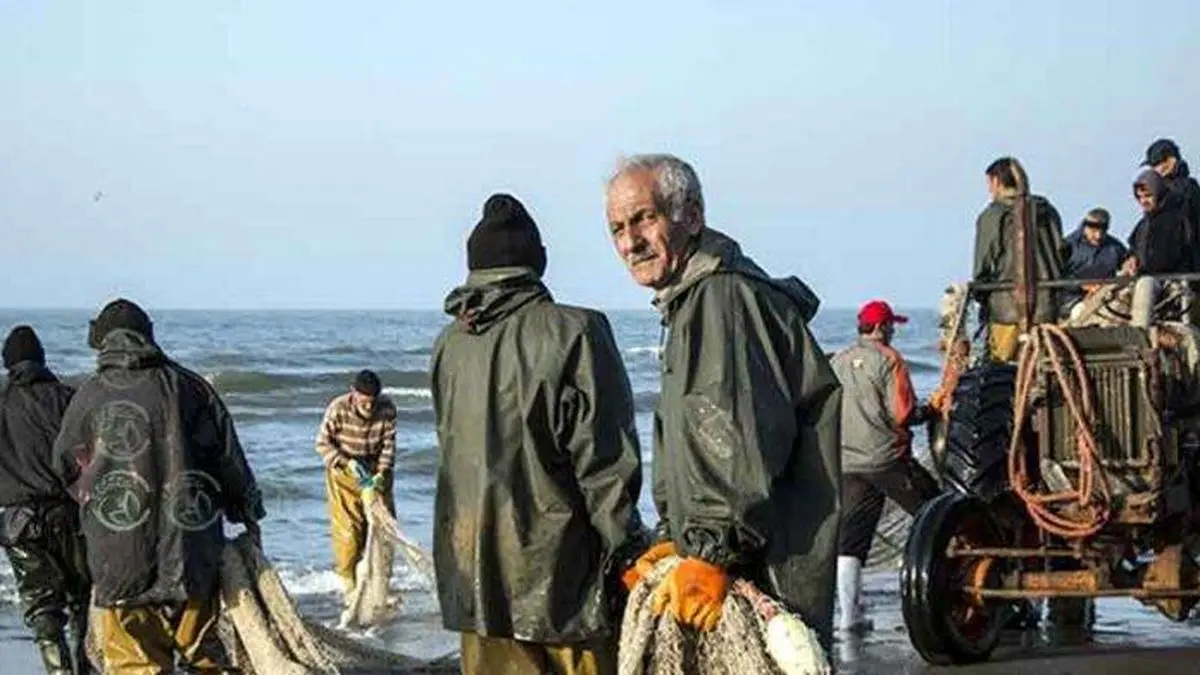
608, 153, 705, 227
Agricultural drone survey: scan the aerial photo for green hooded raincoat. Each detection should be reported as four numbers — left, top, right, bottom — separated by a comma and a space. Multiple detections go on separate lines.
651, 229, 843, 648
430, 268, 649, 644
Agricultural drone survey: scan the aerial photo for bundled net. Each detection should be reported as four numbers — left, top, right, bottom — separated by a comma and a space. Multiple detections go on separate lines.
618, 556, 831, 675
84, 530, 455, 674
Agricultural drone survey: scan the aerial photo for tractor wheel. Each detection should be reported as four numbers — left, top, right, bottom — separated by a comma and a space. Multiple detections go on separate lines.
940, 362, 1017, 500
901, 491, 1006, 665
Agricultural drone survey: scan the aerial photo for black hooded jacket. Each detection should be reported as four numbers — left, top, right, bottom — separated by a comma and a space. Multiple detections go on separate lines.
52, 329, 265, 607
1163, 161, 1200, 270
0, 362, 75, 507
1129, 171, 1191, 275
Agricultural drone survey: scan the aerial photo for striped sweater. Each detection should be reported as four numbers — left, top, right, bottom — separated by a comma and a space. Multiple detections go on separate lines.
315, 392, 397, 473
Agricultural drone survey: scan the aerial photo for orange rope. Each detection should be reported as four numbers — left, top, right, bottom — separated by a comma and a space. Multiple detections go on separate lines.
1006, 324, 1112, 539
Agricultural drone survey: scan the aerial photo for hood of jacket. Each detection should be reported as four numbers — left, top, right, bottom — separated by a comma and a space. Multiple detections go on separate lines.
652, 228, 820, 321
95, 329, 167, 372
3, 361, 58, 388
442, 267, 552, 334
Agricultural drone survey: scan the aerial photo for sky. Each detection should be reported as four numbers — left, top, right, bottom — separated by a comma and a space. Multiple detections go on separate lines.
2, 0, 1198, 311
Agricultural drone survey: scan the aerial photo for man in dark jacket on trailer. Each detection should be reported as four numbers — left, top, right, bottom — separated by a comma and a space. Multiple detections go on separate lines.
0, 326, 92, 674
1125, 169, 1191, 277
1062, 208, 1128, 309
972, 157, 1070, 361
605, 153, 843, 650
52, 299, 266, 673
1143, 138, 1200, 268
431, 194, 650, 675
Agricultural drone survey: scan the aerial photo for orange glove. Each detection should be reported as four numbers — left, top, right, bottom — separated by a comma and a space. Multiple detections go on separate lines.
650, 557, 730, 631
621, 541, 676, 591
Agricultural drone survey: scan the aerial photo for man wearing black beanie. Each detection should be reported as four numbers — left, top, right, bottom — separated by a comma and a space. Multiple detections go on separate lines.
52, 299, 266, 672
0, 326, 93, 674
431, 193, 650, 674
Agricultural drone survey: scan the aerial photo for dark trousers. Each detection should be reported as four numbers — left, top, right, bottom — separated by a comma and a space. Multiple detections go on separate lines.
1, 501, 92, 672
838, 459, 940, 560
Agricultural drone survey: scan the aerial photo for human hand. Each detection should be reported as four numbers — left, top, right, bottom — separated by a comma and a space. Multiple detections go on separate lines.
621, 540, 676, 591
651, 557, 730, 631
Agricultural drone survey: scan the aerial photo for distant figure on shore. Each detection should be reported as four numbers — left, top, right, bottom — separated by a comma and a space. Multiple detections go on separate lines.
52, 298, 265, 673
971, 156, 1069, 361
830, 301, 938, 635
431, 193, 649, 675
1143, 138, 1200, 269
0, 326, 92, 674
315, 369, 397, 602
605, 153, 842, 650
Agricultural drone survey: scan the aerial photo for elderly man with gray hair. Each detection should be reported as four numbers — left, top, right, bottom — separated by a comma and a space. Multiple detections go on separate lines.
606, 153, 843, 650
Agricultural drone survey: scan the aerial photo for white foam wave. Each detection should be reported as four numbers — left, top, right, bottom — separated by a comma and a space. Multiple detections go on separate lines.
625, 346, 662, 357
384, 386, 431, 399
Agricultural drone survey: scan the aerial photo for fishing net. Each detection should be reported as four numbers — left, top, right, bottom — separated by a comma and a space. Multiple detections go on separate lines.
618, 556, 831, 675
83, 531, 455, 674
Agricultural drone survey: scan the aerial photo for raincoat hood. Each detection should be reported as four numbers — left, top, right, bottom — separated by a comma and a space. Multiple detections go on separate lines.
95, 329, 166, 372
653, 228, 820, 321
443, 267, 552, 334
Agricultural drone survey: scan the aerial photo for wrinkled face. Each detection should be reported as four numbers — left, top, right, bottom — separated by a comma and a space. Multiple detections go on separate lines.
1083, 224, 1105, 245
1136, 185, 1157, 213
350, 390, 375, 417
606, 170, 700, 289
1154, 156, 1178, 178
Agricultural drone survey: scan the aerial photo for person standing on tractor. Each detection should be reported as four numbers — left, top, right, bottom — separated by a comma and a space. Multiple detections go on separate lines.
830, 301, 939, 634
972, 157, 1070, 361
315, 369, 397, 602
1142, 138, 1200, 268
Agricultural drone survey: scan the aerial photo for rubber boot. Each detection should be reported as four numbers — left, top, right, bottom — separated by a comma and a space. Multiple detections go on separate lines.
35, 636, 72, 675
836, 556, 873, 635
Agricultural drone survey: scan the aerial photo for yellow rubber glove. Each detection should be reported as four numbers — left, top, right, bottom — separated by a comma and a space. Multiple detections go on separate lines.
621, 541, 677, 591
650, 557, 730, 631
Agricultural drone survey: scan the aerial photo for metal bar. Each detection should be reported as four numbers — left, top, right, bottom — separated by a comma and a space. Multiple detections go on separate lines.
971, 273, 1200, 293
946, 547, 1084, 559
1014, 186, 1034, 333
973, 588, 1200, 599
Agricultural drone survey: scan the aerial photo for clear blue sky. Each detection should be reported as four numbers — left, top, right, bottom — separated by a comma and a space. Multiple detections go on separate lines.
2, 0, 1197, 311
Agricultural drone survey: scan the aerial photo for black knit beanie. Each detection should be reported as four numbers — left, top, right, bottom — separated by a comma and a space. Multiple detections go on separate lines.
3, 325, 45, 369
466, 193, 547, 277
88, 298, 154, 349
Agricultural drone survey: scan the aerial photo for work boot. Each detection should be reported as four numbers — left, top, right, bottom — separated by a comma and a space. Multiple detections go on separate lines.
35, 636, 72, 675
835, 556, 873, 636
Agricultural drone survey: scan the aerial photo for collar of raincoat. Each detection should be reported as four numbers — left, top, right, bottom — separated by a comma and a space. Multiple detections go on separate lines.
443, 266, 551, 334
652, 228, 821, 322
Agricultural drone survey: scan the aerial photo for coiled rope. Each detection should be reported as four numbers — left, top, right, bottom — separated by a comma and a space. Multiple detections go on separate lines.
1006, 324, 1112, 539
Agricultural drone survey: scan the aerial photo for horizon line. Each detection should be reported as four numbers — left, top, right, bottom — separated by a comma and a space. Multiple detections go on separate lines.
0, 304, 929, 313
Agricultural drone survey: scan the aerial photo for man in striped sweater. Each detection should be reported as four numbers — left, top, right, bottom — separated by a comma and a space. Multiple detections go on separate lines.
315, 369, 397, 598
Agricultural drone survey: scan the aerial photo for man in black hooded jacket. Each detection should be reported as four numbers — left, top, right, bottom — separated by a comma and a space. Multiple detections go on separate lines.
1126, 169, 1191, 276
0, 326, 92, 674
52, 299, 265, 673
1143, 138, 1200, 270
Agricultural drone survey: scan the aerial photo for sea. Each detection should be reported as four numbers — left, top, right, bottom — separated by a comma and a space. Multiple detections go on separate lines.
3, 306, 1200, 670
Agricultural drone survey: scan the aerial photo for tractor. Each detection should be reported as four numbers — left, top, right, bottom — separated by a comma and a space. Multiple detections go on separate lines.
900, 180, 1200, 665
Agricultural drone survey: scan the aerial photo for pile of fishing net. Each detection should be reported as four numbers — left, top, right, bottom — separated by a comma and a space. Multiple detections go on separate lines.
618, 556, 832, 675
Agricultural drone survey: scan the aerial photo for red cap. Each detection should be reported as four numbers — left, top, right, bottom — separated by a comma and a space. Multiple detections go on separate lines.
858, 300, 908, 326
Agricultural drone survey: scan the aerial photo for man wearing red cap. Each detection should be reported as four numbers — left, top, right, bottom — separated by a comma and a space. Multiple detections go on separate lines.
830, 300, 939, 634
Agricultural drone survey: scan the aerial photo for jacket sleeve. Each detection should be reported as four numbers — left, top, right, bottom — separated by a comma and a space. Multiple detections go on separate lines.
315, 401, 343, 468
881, 350, 916, 446
197, 383, 266, 524
376, 403, 397, 474
650, 410, 671, 542
973, 207, 1001, 283
51, 393, 92, 501
557, 313, 651, 577
668, 277, 841, 568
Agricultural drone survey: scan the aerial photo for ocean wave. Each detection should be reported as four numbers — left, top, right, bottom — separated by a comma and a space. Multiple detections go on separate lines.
204, 368, 429, 395
625, 345, 662, 358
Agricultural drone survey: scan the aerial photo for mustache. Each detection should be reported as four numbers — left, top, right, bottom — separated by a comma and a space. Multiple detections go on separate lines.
625, 244, 656, 266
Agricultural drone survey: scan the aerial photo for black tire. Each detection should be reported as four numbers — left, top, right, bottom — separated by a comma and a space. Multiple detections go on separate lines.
941, 363, 1017, 500
901, 491, 1006, 665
